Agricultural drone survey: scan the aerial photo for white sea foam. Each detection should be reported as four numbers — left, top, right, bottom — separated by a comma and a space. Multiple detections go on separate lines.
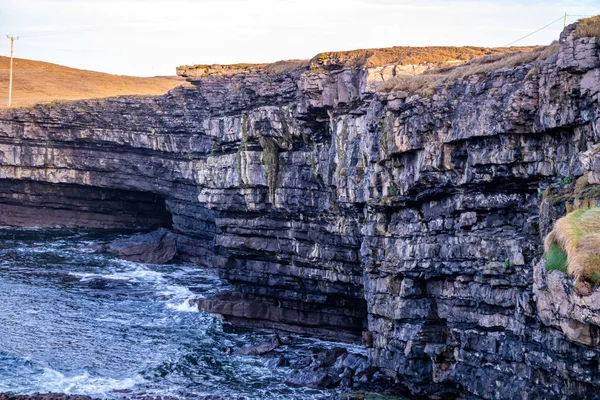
73, 266, 165, 283
160, 284, 193, 298
163, 285, 203, 312
38, 368, 144, 396
167, 298, 201, 312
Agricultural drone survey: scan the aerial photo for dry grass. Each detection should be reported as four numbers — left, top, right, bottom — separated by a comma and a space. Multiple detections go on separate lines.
177, 60, 309, 78
176, 63, 269, 78
264, 59, 309, 74
0, 57, 184, 109
378, 42, 560, 96
377, 74, 443, 97
574, 15, 600, 39
544, 207, 600, 283
310, 45, 539, 70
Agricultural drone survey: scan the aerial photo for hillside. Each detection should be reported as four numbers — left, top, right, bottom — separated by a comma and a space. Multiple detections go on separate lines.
0, 57, 185, 108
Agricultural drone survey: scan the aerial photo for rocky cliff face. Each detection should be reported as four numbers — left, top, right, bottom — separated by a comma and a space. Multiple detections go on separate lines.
1, 24, 600, 398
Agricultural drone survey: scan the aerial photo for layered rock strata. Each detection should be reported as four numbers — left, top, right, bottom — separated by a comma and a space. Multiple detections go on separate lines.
0, 23, 600, 398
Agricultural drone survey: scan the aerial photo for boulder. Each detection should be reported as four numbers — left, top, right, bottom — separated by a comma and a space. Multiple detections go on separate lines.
233, 336, 281, 356
109, 228, 177, 264
265, 355, 290, 368
285, 369, 332, 389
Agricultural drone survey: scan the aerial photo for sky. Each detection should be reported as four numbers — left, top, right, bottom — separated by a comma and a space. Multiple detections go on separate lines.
0, 0, 598, 77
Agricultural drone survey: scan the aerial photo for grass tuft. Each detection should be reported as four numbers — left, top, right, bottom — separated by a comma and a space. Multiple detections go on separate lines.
545, 243, 568, 273
574, 15, 600, 39
264, 59, 310, 74
545, 207, 600, 281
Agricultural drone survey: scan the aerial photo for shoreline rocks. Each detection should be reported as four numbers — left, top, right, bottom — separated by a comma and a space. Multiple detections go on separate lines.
0, 21, 599, 399
108, 228, 177, 264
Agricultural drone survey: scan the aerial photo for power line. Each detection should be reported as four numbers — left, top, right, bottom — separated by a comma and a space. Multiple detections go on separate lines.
503, 12, 596, 47
503, 15, 565, 47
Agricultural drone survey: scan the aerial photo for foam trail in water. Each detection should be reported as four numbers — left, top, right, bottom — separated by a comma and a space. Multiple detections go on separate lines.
162, 285, 203, 312
167, 296, 202, 312
72, 265, 165, 283
32, 368, 144, 396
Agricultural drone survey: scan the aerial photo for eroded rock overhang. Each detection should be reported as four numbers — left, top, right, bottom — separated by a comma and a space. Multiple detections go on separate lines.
0, 21, 600, 399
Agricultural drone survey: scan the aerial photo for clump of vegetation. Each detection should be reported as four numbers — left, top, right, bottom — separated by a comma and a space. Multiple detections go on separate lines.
264, 59, 310, 74
544, 207, 600, 282
259, 137, 280, 202
379, 74, 442, 97
574, 15, 600, 39
379, 114, 395, 157
545, 243, 568, 273
582, 254, 600, 285
559, 176, 574, 185
378, 42, 560, 97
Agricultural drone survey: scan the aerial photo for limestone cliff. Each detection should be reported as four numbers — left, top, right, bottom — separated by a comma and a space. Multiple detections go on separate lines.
1, 23, 600, 398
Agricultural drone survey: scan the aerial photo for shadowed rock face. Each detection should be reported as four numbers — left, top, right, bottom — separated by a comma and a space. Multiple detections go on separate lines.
1, 23, 600, 398
0, 179, 172, 229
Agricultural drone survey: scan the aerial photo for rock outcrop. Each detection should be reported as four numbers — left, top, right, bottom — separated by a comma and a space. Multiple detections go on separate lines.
109, 228, 178, 264
1, 22, 600, 399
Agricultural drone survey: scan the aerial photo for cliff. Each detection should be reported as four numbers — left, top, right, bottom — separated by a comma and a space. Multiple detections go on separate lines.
1, 23, 600, 398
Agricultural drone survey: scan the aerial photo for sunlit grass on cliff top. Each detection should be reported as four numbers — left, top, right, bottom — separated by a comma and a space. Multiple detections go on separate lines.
0, 57, 184, 108
4, 15, 599, 107
377, 43, 560, 96
575, 15, 600, 39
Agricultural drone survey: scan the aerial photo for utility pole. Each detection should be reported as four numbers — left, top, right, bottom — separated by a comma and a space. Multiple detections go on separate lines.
564, 12, 568, 28
6, 34, 18, 107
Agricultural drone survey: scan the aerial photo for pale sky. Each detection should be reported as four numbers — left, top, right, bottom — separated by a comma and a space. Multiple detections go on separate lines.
1, 0, 598, 77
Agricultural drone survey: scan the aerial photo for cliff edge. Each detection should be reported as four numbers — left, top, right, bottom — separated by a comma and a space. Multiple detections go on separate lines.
0, 21, 600, 399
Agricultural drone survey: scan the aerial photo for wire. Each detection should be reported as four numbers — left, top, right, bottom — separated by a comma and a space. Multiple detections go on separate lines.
503, 15, 565, 47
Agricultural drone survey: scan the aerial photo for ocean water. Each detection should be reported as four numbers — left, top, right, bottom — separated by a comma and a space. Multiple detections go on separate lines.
0, 228, 356, 399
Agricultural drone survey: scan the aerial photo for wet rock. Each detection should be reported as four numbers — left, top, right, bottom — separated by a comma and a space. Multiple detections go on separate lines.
361, 331, 373, 348
109, 228, 177, 264
310, 347, 347, 369
284, 348, 370, 390
233, 336, 281, 356
265, 355, 290, 368
1, 20, 600, 400
87, 244, 107, 254
285, 369, 332, 389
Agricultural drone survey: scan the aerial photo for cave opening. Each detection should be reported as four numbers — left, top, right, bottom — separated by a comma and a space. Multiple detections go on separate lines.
0, 179, 172, 230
